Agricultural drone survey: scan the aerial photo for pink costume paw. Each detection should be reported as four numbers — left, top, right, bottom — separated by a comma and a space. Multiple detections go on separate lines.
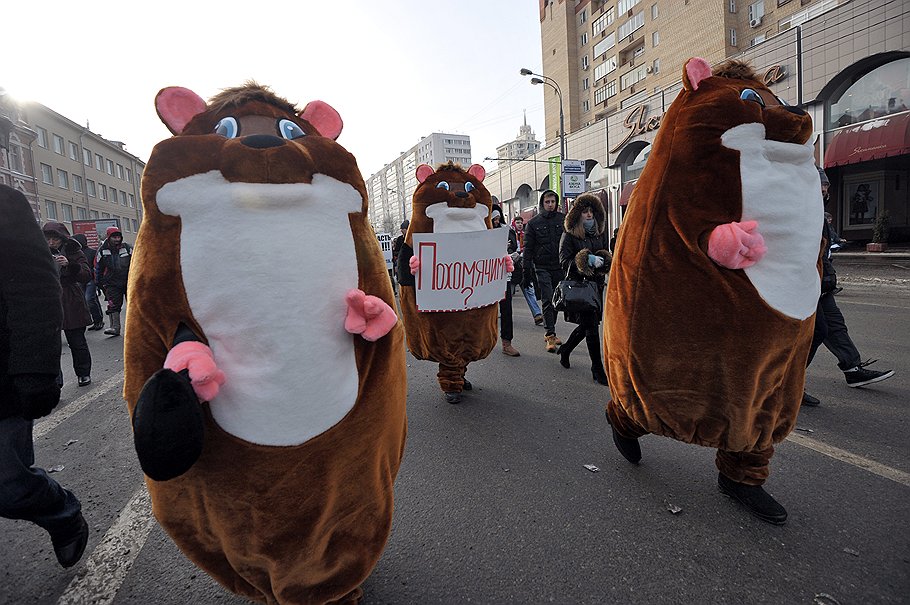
345, 289, 397, 342
409, 255, 420, 275
707, 220, 767, 270
164, 341, 226, 402
504, 254, 515, 272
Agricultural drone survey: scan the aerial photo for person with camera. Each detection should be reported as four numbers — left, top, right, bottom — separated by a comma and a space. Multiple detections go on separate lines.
555, 193, 611, 385
1, 185, 89, 568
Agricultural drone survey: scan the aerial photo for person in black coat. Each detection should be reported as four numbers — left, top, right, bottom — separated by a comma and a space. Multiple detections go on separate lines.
493, 205, 520, 356
0, 185, 89, 568
521, 189, 566, 352
71, 233, 104, 330
556, 192, 612, 385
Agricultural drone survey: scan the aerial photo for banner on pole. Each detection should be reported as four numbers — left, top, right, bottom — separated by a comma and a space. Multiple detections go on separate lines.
412, 229, 509, 312
548, 156, 561, 198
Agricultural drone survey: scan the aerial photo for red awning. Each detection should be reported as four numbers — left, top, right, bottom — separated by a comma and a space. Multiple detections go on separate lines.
824, 112, 910, 168
618, 181, 637, 206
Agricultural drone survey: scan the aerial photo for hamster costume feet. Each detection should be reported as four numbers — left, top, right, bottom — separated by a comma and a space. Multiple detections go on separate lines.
133, 368, 204, 481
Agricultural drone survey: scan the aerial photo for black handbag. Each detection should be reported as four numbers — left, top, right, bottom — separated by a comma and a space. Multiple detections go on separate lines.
553, 267, 601, 315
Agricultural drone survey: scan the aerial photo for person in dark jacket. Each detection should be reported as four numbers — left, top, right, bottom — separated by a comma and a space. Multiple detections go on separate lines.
493, 205, 520, 356
803, 168, 893, 406
521, 189, 566, 352
71, 233, 104, 330
0, 185, 89, 568
556, 193, 612, 385
42, 222, 93, 387
95, 225, 132, 336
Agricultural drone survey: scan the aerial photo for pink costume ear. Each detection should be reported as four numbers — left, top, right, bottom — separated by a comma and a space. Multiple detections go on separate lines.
416, 164, 435, 183
682, 57, 713, 91
467, 164, 486, 182
299, 100, 343, 140
155, 87, 207, 135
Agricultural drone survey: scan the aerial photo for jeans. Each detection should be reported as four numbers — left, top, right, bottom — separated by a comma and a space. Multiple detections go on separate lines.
535, 267, 564, 336
520, 284, 542, 317
63, 328, 92, 378
807, 293, 861, 371
84, 280, 103, 324
0, 415, 82, 533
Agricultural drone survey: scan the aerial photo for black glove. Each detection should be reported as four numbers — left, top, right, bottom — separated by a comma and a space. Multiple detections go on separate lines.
521, 274, 532, 290
14, 373, 62, 420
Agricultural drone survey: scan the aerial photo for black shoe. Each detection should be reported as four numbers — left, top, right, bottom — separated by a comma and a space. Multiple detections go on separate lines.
717, 473, 788, 525
801, 391, 820, 407
844, 360, 894, 387
831, 287, 843, 295
556, 345, 571, 368
87, 322, 105, 331
605, 410, 641, 464
444, 392, 462, 404
592, 369, 608, 386
77, 376, 92, 387
533, 314, 544, 326
50, 512, 89, 568
462, 380, 472, 391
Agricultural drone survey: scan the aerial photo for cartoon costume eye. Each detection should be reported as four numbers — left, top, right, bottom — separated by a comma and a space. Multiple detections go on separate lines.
214, 117, 239, 138
278, 119, 306, 140
436, 182, 450, 190
740, 89, 765, 107
465, 182, 475, 193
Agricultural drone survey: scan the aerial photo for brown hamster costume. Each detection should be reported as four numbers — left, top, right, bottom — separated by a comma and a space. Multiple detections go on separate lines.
124, 83, 407, 604
604, 59, 823, 524
396, 162, 499, 403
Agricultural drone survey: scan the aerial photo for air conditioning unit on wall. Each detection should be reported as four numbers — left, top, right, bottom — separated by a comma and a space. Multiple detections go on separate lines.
750, 17, 763, 27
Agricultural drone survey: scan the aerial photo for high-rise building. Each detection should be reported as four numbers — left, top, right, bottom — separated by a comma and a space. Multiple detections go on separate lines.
366, 132, 472, 234
496, 113, 542, 168
0, 90, 145, 243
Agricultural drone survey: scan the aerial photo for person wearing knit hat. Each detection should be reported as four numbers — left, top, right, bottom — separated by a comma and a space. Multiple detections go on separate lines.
95, 223, 132, 336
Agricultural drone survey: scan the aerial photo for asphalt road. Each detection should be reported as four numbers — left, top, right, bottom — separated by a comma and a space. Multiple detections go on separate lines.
2, 271, 907, 605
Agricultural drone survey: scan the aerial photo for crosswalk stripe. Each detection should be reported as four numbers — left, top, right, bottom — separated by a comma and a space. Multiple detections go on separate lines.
34, 372, 125, 439
787, 432, 910, 487
56, 485, 154, 605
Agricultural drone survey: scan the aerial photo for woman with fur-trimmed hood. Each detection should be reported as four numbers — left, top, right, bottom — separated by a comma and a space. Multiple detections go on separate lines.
556, 193, 611, 384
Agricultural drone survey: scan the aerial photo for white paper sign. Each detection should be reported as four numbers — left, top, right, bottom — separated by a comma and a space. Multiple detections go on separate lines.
412, 229, 509, 312
377, 232, 393, 269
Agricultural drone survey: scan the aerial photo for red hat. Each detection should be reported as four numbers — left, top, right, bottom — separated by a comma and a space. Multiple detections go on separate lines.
106, 226, 122, 237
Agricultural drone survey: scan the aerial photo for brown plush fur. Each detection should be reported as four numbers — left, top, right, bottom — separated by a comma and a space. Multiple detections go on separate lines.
399, 163, 498, 392
604, 59, 817, 455
125, 85, 406, 604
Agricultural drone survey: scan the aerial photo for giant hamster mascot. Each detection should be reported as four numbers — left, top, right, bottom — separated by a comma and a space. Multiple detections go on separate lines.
396, 162, 501, 404
603, 59, 822, 525
124, 82, 407, 604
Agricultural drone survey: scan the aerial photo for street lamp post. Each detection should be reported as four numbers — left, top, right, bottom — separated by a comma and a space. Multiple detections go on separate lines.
520, 68, 565, 199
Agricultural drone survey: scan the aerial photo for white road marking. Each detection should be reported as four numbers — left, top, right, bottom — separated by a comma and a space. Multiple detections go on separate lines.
57, 485, 155, 605
34, 372, 124, 439
787, 432, 910, 487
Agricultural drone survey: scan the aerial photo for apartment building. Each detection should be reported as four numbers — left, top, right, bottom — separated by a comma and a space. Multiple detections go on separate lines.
0, 92, 145, 243
366, 132, 472, 234
495, 114, 542, 168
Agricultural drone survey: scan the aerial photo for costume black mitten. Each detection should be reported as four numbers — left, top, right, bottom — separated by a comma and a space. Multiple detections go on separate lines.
15, 373, 62, 420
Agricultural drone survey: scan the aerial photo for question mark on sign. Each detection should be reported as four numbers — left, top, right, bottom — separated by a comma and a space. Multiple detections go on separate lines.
461, 286, 474, 307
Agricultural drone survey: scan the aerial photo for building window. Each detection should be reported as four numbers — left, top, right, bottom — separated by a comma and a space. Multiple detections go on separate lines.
106, 159, 114, 175
8, 144, 24, 173
123, 219, 130, 233
73, 175, 83, 193
653, 58, 660, 73
583, 100, 591, 112
45, 200, 57, 220
828, 57, 910, 129
581, 32, 589, 46
90, 210, 99, 219
594, 55, 618, 81
580, 8, 587, 24
99, 184, 107, 201
651, 3, 659, 19
125, 168, 132, 183
593, 33, 616, 59
620, 65, 648, 90
619, 0, 642, 13
116, 164, 124, 179
751, 34, 766, 46
57, 169, 69, 189
128, 193, 135, 208
41, 163, 53, 184
83, 148, 92, 165
132, 219, 139, 232
53, 134, 64, 154
95, 153, 103, 171
592, 9, 615, 36
730, 0, 736, 12
101, 212, 110, 218
77, 207, 88, 220
87, 179, 96, 197
583, 77, 590, 91
582, 55, 590, 70
731, 28, 737, 46
652, 31, 659, 47
61, 204, 73, 223
618, 11, 645, 39
749, 1, 765, 22
120, 190, 127, 206
110, 187, 118, 203
37, 127, 48, 148
68, 141, 79, 161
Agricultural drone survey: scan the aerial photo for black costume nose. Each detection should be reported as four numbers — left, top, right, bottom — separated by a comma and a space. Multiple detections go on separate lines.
455, 191, 468, 199
783, 105, 807, 116
242, 135, 285, 149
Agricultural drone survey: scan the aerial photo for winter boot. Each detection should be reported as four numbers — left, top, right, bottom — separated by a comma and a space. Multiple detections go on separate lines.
104, 312, 121, 336
717, 473, 788, 525
557, 325, 586, 368
502, 340, 520, 357
586, 330, 608, 385
544, 334, 559, 353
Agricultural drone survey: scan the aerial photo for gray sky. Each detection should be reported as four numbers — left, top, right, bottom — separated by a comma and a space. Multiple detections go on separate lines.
7, 0, 548, 179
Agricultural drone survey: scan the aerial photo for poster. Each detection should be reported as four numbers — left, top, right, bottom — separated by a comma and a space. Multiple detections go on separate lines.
411, 229, 509, 312
377, 232, 393, 270
846, 180, 880, 226
71, 218, 120, 248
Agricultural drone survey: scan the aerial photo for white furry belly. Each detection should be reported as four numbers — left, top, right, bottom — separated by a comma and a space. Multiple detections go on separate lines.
156, 171, 362, 446
722, 123, 823, 320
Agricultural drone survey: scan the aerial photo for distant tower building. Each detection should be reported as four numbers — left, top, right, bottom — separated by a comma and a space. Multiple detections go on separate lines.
496, 112, 541, 168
